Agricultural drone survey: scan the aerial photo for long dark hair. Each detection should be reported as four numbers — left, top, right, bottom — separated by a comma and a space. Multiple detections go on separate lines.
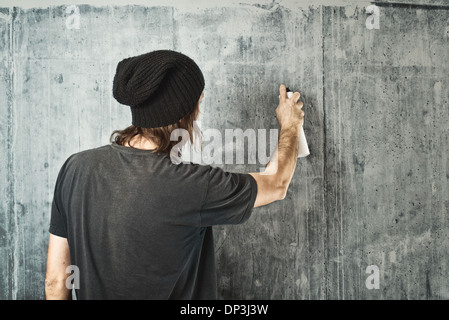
110, 102, 202, 156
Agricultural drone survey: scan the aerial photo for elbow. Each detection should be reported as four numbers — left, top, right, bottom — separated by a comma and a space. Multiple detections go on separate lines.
279, 191, 287, 200
279, 190, 287, 200
45, 276, 68, 289
277, 184, 288, 201
45, 277, 70, 300
45, 277, 60, 292
271, 177, 289, 201
45, 277, 58, 289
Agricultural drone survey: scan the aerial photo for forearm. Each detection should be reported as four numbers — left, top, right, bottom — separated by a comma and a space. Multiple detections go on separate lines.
264, 125, 300, 189
249, 84, 304, 207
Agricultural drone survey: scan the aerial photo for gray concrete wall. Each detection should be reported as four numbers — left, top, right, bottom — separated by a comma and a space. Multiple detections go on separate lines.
0, 0, 448, 299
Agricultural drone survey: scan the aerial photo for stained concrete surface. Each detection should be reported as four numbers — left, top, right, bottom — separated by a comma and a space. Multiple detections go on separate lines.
0, 1, 448, 299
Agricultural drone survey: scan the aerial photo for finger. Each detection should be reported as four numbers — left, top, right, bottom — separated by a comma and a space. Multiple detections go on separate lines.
297, 101, 304, 109
279, 84, 287, 102
291, 92, 301, 103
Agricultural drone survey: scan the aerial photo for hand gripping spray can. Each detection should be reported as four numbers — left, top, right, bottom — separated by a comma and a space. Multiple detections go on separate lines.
280, 88, 310, 158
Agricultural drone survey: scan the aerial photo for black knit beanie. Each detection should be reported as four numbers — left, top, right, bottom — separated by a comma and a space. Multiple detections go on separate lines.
112, 50, 205, 128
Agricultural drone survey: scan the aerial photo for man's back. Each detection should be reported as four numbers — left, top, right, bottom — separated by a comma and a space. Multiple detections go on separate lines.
45, 49, 304, 300
49, 142, 257, 299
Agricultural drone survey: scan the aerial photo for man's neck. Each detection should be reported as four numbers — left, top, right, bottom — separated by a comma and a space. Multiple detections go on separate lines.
125, 135, 158, 150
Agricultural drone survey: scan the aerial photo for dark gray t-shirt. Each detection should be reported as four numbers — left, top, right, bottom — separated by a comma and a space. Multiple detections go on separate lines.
49, 142, 258, 300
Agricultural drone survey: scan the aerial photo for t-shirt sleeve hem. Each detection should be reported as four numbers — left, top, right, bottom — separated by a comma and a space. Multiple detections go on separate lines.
236, 173, 258, 224
49, 224, 68, 238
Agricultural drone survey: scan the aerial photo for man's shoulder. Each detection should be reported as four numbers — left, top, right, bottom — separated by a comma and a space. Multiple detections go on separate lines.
72, 144, 110, 159
60, 144, 112, 171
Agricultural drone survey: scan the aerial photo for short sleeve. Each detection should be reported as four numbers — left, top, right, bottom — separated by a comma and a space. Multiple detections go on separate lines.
48, 157, 71, 238
49, 197, 67, 238
199, 166, 258, 226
